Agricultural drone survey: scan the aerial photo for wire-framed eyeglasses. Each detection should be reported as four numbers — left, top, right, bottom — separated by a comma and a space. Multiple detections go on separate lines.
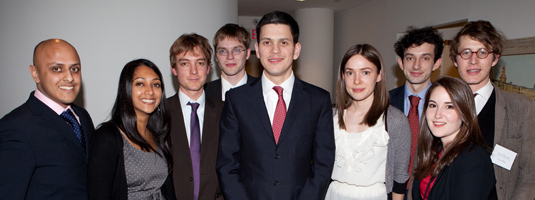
216, 48, 246, 56
458, 48, 493, 60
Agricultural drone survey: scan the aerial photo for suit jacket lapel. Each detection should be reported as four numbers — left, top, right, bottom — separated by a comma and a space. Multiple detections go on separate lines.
200, 96, 217, 160
494, 88, 506, 145
247, 79, 275, 143
72, 105, 94, 157
28, 95, 86, 153
167, 94, 193, 171
278, 78, 307, 144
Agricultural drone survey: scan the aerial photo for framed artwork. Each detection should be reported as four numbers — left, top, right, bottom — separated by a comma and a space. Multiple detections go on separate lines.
491, 36, 535, 100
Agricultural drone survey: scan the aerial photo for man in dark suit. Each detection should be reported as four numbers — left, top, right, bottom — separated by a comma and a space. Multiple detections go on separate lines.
166, 33, 224, 200
450, 20, 535, 200
389, 27, 443, 199
205, 23, 256, 101
217, 11, 335, 200
0, 39, 94, 199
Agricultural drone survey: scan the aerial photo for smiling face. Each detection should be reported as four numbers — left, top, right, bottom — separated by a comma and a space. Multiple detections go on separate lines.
30, 40, 81, 108
343, 55, 382, 104
426, 86, 462, 145
454, 36, 500, 92
132, 65, 162, 118
215, 37, 250, 79
172, 48, 210, 100
255, 24, 301, 85
398, 42, 441, 92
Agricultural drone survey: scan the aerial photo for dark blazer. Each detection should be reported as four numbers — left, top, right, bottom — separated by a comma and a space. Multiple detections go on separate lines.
491, 88, 535, 200
0, 93, 94, 199
412, 145, 496, 200
87, 123, 175, 200
389, 84, 405, 112
204, 74, 256, 101
217, 77, 335, 200
166, 93, 224, 200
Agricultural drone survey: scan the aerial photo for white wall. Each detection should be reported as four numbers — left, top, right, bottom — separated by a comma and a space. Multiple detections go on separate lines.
0, 0, 237, 125
334, 0, 535, 90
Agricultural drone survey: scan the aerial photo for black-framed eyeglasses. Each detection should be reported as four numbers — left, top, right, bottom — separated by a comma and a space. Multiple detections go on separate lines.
216, 48, 246, 56
458, 48, 492, 60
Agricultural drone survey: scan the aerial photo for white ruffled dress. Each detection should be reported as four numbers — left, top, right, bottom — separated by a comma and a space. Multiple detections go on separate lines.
325, 112, 390, 200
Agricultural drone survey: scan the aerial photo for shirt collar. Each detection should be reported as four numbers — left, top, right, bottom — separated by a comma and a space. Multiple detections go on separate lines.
261, 71, 294, 97
474, 80, 494, 101
178, 89, 206, 108
221, 74, 248, 88
403, 83, 431, 100
34, 89, 73, 115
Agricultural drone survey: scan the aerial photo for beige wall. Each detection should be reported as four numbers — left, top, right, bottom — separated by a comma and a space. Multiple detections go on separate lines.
333, 0, 535, 92
0, 0, 238, 124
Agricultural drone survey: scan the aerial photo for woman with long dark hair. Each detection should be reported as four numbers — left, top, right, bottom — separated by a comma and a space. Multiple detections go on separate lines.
413, 76, 496, 200
326, 44, 411, 200
88, 59, 174, 200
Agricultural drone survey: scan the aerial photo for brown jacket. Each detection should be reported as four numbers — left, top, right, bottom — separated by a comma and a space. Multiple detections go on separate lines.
492, 88, 535, 200
166, 94, 224, 200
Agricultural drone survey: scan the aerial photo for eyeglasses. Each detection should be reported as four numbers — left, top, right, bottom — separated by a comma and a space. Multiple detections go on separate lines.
458, 48, 492, 60
216, 48, 246, 56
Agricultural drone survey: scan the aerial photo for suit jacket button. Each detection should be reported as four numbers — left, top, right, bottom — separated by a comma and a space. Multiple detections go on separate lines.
273, 181, 279, 186
189, 177, 193, 181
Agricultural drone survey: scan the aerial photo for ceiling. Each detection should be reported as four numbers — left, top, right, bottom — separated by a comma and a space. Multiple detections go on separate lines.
238, 0, 371, 16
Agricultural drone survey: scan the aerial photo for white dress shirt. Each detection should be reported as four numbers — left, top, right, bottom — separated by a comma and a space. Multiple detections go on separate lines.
474, 80, 494, 115
261, 71, 294, 125
178, 90, 206, 146
221, 74, 248, 101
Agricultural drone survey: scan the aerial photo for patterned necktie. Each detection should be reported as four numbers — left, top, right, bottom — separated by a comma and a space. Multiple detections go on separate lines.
60, 109, 85, 150
272, 86, 286, 144
407, 95, 420, 185
187, 102, 201, 200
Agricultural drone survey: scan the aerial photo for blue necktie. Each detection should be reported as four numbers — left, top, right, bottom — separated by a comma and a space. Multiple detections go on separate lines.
60, 109, 85, 150
187, 102, 201, 200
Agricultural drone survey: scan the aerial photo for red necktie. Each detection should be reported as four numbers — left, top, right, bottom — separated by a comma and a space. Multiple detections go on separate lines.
407, 95, 420, 186
272, 86, 286, 144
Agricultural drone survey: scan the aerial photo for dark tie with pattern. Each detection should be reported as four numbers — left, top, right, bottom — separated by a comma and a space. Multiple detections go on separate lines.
60, 109, 85, 150
187, 102, 201, 200
272, 86, 286, 144
407, 95, 420, 186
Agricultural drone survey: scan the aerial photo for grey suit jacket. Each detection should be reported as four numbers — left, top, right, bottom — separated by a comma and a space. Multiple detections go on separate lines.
492, 88, 535, 200
166, 93, 224, 200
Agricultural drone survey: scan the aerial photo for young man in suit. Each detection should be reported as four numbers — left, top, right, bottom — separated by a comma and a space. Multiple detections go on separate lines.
389, 27, 443, 199
205, 23, 256, 101
217, 11, 335, 200
0, 39, 95, 199
166, 33, 224, 200
451, 20, 535, 200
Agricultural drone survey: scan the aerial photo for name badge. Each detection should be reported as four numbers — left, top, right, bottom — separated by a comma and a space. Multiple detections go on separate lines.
491, 144, 517, 170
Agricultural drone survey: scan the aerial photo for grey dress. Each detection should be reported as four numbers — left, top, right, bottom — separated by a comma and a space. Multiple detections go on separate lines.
122, 135, 168, 200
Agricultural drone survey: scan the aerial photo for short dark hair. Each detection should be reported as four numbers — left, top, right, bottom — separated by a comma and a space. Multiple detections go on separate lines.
106, 58, 172, 170
449, 20, 506, 62
255, 11, 299, 44
336, 44, 389, 129
170, 33, 213, 68
394, 26, 444, 62
213, 23, 251, 49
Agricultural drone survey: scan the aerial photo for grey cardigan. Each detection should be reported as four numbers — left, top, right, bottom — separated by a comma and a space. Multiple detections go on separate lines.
384, 106, 411, 194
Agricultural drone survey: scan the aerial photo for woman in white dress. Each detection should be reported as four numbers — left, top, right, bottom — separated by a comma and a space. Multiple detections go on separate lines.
326, 44, 411, 200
